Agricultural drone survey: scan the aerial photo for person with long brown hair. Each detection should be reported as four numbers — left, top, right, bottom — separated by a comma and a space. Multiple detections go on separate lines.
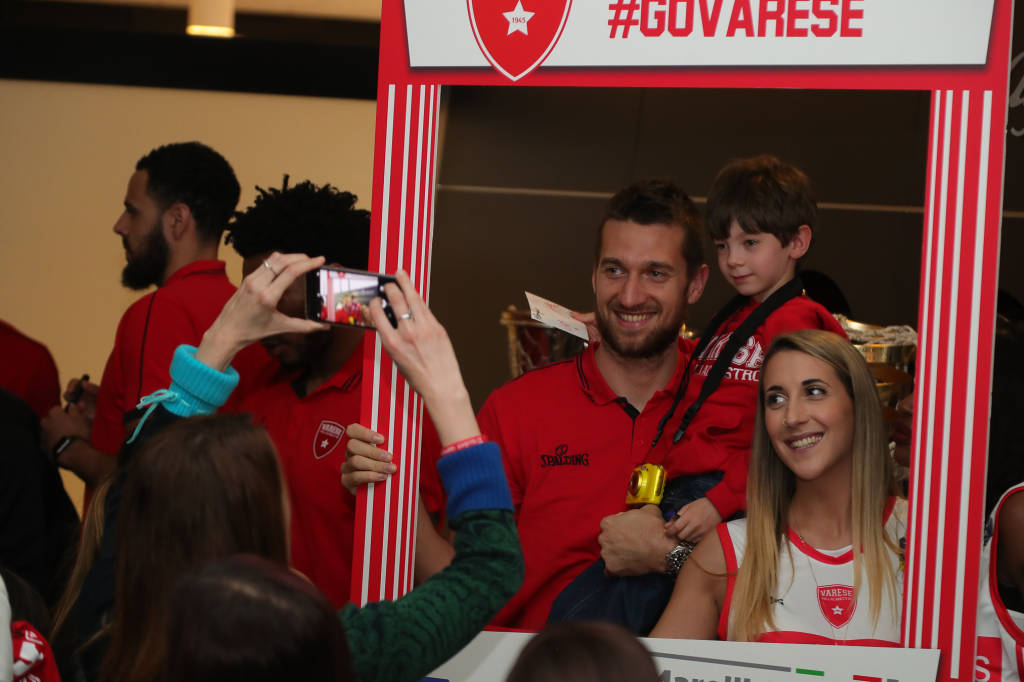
85, 253, 520, 682
650, 329, 904, 644
99, 414, 289, 682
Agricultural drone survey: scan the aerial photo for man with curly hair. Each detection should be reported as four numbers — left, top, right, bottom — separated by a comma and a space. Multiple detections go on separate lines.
225, 177, 445, 607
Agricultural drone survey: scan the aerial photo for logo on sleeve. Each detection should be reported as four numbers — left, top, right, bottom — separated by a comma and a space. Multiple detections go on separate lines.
817, 584, 856, 628
314, 420, 346, 459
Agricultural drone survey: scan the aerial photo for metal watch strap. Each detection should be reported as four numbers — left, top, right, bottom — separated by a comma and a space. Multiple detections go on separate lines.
665, 539, 696, 577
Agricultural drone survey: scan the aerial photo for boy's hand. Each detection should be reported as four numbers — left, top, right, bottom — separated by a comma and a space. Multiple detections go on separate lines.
665, 497, 722, 543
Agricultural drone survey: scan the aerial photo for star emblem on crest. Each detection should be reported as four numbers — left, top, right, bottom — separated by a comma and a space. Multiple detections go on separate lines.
503, 1, 535, 36
832, 605, 843, 615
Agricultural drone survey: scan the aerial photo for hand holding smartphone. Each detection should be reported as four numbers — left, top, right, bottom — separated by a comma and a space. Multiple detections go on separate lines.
305, 266, 398, 329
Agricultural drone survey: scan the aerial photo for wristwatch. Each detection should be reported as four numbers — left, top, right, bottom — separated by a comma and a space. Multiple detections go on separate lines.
665, 539, 696, 577
51, 435, 84, 463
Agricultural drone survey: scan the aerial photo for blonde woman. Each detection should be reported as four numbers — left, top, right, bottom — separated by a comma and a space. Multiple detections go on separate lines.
651, 329, 904, 644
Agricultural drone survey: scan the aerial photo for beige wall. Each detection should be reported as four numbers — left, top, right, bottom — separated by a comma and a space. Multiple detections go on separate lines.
0, 79, 376, 509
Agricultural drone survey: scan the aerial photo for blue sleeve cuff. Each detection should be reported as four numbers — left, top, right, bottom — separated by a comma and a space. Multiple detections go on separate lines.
437, 441, 513, 520
164, 345, 239, 416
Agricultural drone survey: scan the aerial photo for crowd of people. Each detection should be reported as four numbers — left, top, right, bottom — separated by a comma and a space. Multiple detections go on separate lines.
0, 141, 1020, 682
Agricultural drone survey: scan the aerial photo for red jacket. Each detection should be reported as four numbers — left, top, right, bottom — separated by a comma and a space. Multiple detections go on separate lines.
667, 294, 847, 519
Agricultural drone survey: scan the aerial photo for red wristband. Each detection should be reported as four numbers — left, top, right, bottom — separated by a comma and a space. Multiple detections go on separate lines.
440, 435, 487, 456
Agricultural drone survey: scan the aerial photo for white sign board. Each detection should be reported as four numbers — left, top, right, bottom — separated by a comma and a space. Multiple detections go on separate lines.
423, 631, 941, 682
405, 0, 995, 76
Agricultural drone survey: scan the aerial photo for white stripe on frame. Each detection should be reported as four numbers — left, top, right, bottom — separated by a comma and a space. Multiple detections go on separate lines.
412, 396, 425, 594
906, 89, 944, 646
411, 85, 426, 289
404, 87, 433, 594
934, 87, 970, 648
380, 84, 415, 602
362, 83, 398, 607
425, 86, 442, 305
388, 87, 426, 598
950, 89, 993, 679
916, 88, 954, 646
393, 380, 411, 599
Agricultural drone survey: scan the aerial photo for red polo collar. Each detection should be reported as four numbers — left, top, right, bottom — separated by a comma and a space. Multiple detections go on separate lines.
577, 337, 691, 407
164, 259, 227, 285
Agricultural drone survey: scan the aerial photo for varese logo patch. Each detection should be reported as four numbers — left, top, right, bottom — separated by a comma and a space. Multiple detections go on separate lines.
817, 584, 856, 629
467, 0, 572, 81
314, 420, 346, 460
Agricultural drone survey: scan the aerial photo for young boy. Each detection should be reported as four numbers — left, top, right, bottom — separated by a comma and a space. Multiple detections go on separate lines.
661, 154, 847, 542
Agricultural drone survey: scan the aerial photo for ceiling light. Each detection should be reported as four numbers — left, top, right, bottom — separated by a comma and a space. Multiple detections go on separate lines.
187, 0, 236, 38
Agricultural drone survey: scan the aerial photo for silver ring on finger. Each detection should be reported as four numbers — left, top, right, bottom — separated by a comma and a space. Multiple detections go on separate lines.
398, 312, 413, 321
263, 259, 279, 277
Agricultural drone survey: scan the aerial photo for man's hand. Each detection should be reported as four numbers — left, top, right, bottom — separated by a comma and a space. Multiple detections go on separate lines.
41, 405, 114, 485
63, 377, 99, 423
664, 497, 722, 543
41, 404, 90, 453
341, 423, 397, 494
599, 505, 677, 576
570, 311, 601, 344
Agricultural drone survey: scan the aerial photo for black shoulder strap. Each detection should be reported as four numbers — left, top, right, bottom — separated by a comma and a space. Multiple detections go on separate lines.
669, 276, 805, 444
690, 293, 748, 362
648, 294, 748, 448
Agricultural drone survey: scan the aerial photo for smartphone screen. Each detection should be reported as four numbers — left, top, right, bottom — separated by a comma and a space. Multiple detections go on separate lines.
305, 267, 397, 329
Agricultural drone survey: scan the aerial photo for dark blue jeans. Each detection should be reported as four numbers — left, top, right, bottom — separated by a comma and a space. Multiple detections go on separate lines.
546, 471, 728, 636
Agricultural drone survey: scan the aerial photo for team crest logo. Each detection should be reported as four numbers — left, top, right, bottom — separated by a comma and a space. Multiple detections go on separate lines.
817, 584, 856, 629
313, 420, 346, 460
467, 0, 572, 81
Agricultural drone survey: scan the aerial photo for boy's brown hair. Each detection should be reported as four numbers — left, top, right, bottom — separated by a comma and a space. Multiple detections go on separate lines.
706, 155, 816, 247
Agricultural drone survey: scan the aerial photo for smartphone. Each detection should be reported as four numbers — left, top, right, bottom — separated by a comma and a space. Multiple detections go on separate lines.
305, 266, 398, 329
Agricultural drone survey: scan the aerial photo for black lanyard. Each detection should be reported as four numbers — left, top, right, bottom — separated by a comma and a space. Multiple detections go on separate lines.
648, 276, 805, 456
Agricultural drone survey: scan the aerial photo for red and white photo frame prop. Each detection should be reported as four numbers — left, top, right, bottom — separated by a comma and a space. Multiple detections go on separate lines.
353, 3, 1015, 681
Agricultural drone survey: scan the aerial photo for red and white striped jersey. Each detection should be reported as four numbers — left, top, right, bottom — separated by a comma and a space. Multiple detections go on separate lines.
718, 497, 906, 645
975, 484, 1024, 682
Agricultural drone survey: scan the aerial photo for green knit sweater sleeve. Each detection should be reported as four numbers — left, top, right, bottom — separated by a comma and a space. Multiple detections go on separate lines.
339, 509, 522, 682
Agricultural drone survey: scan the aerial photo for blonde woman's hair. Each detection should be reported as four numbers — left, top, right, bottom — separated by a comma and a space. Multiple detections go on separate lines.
728, 329, 900, 642
51, 475, 112, 641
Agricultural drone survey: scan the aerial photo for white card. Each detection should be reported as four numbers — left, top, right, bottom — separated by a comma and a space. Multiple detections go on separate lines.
524, 291, 590, 341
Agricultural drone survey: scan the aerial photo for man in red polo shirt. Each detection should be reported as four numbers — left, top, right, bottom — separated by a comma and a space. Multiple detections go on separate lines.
474, 180, 711, 628
224, 178, 444, 607
41, 142, 266, 492
346, 180, 710, 628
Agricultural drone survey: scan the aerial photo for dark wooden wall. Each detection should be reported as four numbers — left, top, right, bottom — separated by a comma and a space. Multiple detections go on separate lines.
431, 83, 1024, 410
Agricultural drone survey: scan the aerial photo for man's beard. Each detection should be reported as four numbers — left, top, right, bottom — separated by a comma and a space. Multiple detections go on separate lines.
595, 305, 686, 360
121, 224, 170, 290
